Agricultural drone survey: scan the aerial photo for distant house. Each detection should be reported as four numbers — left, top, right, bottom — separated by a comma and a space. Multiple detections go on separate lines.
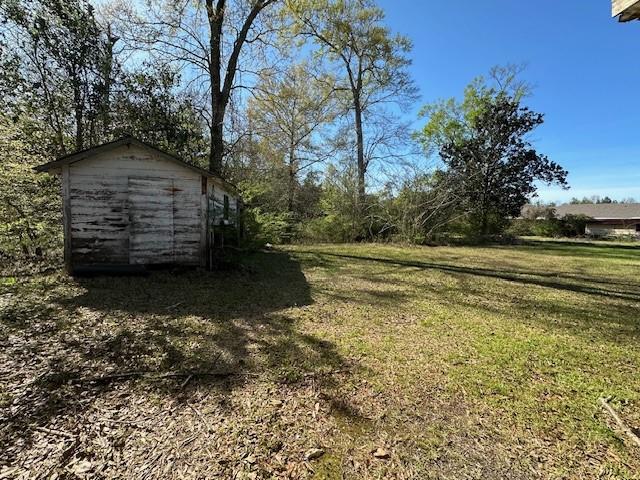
613, 0, 640, 21
522, 204, 640, 238
36, 136, 240, 273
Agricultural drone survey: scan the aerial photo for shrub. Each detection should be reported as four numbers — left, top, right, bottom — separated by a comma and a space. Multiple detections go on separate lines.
506, 219, 535, 236
242, 208, 294, 246
0, 117, 62, 263
559, 214, 589, 237
298, 214, 355, 243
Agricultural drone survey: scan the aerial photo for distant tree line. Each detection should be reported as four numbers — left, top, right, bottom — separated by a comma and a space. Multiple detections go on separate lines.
0, 0, 569, 262
569, 196, 637, 204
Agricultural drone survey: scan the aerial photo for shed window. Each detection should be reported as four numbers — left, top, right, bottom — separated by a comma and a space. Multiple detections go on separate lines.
223, 195, 230, 220
636, 223, 640, 232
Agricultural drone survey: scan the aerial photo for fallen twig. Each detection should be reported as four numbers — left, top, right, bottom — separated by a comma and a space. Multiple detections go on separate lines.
34, 426, 76, 440
74, 370, 249, 384
187, 404, 216, 459
599, 397, 640, 448
180, 374, 193, 390
76, 371, 146, 383
302, 368, 352, 379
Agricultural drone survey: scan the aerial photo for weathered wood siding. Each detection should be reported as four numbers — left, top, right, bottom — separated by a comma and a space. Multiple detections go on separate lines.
68, 144, 202, 266
208, 177, 238, 225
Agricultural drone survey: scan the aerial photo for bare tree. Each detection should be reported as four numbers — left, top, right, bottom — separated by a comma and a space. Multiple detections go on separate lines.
114, 0, 279, 173
286, 0, 418, 215
248, 63, 338, 211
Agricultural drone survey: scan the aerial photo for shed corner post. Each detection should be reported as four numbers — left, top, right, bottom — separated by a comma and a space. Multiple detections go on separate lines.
61, 164, 73, 274
200, 175, 209, 268
237, 197, 244, 245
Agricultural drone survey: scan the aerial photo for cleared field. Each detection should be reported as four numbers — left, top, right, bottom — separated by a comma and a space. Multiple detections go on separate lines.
1, 240, 639, 478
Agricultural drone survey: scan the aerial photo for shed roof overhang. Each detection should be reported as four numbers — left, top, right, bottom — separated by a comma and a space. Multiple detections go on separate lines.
35, 135, 239, 195
613, 0, 640, 21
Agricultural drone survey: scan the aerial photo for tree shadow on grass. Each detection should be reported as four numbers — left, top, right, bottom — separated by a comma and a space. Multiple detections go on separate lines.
520, 238, 640, 251
297, 250, 640, 345
0, 250, 348, 464
438, 276, 640, 344
508, 239, 640, 262
296, 251, 640, 303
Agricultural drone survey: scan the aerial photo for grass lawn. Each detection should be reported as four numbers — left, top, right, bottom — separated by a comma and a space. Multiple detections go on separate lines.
1, 240, 639, 478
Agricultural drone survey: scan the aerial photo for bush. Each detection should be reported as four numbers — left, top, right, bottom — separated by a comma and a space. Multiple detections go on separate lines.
507, 213, 590, 239
559, 214, 589, 237
298, 214, 355, 243
242, 208, 295, 246
0, 117, 62, 263
531, 219, 562, 237
506, 219, 534, 236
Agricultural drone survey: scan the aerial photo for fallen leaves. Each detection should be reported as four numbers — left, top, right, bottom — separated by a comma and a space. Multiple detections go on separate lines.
3, 243, 640, 479
372, 447, 391, 460
303, 448, 325, 461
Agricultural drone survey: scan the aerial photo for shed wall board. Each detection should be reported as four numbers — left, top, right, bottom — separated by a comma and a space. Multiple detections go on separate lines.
208, 177, 238, 225
67, 144, 203, 266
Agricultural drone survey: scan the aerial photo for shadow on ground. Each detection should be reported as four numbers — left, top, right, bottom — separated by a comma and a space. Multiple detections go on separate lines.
513, 239, 640, 261
0, 250, 347, 463
293, 248, 640, 344
296, 250, 640, 302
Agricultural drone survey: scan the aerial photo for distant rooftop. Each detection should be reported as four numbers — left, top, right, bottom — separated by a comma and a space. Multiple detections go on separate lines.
523, 203, 640, 220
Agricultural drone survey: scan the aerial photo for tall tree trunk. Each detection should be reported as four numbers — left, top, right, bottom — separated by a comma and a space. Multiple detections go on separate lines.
73, 84, 84, 150
210, 105, 225, 174
288, 146, 296, 213
205, 0, 275, 174
207, 0, 225, 174
353, 95, 366, 214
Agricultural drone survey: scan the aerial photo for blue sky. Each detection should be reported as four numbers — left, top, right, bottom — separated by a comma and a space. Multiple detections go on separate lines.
378, 0, 640, 203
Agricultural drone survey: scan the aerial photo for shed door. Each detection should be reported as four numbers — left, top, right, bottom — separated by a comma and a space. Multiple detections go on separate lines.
128, 177, 175, 264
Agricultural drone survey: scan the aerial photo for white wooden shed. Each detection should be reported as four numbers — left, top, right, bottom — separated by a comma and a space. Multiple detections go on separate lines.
36, 136, 240, 273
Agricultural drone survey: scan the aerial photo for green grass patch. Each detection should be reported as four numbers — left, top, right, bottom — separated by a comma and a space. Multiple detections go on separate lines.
2, 241, 639, 478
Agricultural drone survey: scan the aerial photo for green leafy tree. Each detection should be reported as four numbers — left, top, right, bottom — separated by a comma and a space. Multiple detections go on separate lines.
111, 65, 208, 164
0, 114, 61, 260
417, 66, 567, 236
439, 96, 567, 235
0, 0, 111, 152
570, 195, 622, 204
302, 161, 361, 242
417, 64, 530, 155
